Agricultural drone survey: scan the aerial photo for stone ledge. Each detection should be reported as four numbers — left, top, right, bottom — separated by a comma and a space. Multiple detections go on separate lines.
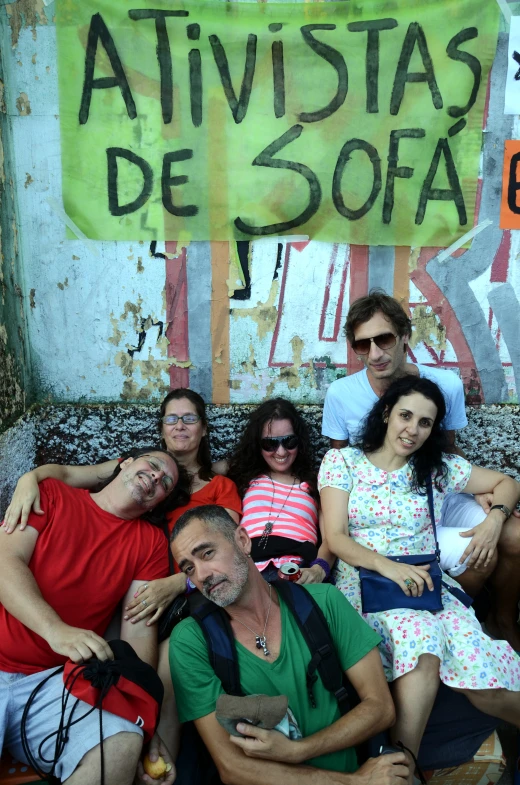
1, 403, 518, 516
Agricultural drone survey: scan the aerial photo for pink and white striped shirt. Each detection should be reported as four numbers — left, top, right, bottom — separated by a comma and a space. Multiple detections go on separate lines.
241, 475, 319, 571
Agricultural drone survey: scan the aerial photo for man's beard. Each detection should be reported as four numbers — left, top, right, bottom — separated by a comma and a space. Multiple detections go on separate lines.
123, 471, 151, 506
201, 548, 249, 607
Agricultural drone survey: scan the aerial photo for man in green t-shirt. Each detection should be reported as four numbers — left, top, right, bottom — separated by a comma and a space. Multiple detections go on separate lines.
170, 505, 408, 785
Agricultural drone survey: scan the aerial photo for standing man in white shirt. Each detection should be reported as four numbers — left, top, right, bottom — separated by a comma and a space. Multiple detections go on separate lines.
322, 290, 520, 650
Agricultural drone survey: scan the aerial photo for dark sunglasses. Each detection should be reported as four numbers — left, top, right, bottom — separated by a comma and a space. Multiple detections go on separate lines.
260, 435, 299, 452
351, 332, 397, 355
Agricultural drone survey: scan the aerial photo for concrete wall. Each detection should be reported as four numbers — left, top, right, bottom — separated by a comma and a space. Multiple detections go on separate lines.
0, 4, 519, 416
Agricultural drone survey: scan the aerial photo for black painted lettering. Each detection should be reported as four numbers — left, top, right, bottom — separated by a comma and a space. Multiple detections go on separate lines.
272, 40, 285, 118
383, 128, 425, 224
390, 23, 443, 115
235, 124, 321, 235
79, 13, 136, 125
187, 23, 200, 41
209, 33, 257, 124
188, 49, 202, 127
507, 152, 520, 214
128, 10, 188, 125
107, 147, 153, 216
448, 118, 466, 137
347, 19, 398, 114
161, 150, 198, 217
299, 25, 347, 122
186, 24, 202, 128
446, 28, 481, 118
332, 139, 382, 219
416, 137, 467, 225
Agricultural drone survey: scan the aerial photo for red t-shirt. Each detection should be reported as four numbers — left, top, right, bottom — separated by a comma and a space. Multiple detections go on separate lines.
0, 479, 169, 675
166, 475, 242, 535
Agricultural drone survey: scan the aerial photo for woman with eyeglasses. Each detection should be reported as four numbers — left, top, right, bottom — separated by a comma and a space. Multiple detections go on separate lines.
228, 397, 335, 583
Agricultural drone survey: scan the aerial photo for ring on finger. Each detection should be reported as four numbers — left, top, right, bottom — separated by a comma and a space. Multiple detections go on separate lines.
142, 599, 147, 607
404, 578, 416, 589
143, 584, 149, 590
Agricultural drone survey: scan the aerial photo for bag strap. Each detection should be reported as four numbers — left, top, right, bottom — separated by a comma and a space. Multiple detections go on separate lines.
272, 580, 355, 715
190, 601, 244, 697
425, 479, 472, 607
162, 522, 175, 576
425, 477, 441, 562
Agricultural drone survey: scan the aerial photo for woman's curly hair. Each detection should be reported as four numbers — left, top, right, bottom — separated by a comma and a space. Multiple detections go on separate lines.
228, 397, 318, 501
355, 375, 451, 493
97, 446, 191, 528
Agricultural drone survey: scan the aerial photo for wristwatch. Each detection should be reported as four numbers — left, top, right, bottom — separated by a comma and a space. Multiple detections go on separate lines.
489, 504, 511, 518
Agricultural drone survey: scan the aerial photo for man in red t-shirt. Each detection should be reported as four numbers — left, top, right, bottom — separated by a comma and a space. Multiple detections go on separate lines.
0, 447, 181, 785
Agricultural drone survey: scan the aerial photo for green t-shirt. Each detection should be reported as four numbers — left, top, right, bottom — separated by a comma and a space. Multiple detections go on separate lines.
170, 584, 381, 773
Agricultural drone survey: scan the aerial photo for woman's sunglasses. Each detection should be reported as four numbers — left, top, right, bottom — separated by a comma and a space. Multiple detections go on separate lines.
351, 332, 397, 355
260, 435, 299, 452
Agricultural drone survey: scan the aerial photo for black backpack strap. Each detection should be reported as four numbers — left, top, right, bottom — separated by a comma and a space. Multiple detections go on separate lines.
273, 580, 355, 715
191, 600, 244, 697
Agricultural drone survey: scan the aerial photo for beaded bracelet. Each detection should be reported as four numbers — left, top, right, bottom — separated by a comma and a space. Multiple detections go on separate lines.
309, 558, 331, 581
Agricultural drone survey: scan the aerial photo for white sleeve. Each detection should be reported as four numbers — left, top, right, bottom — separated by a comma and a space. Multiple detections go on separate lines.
322, 383, 350, 441
442, 373, 468, 432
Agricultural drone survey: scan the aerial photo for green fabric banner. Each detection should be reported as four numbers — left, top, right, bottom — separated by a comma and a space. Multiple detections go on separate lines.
56, 0, 499, 244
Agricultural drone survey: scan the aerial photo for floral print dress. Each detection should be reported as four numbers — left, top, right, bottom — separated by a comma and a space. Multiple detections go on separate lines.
318, 448, 520, 690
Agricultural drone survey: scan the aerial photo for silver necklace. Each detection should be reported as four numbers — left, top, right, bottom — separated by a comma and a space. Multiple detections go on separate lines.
258, 476, 296, 549
233, 584, 272, 656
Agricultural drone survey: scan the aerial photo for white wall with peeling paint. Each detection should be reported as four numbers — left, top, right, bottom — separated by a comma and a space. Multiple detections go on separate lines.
1, 6, 519, 409
3, 22, 171, 401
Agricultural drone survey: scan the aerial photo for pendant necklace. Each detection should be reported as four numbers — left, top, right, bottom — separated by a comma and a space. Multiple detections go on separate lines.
233, 584, 273, 656
258, 475, 296, 549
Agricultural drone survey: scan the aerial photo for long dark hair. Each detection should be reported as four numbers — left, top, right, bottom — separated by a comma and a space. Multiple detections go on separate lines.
158, 388, 214, 481
228, 398, 318, 500
356, 376, 450, 492
97, 446, 191, 527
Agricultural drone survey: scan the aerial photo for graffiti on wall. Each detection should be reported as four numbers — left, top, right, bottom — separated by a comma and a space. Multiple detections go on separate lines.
154, 36, 519, 405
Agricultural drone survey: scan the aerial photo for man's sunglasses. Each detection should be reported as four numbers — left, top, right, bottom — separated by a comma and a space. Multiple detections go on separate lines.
161, 414, 201, 425
351, 332, 397, 355
260, 435, 299, 452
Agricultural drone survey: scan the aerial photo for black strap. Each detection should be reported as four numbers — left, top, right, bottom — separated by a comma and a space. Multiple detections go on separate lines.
273, 581, 354, 715
425, 477, 441, 562
191, 601, 244, 697
162, 522, 175, 575
426, 478, 473, 608
20, 664, 112, 785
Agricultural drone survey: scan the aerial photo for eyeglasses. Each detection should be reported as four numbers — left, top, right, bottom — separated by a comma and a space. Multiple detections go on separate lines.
260, 435, 299, 452
161, 414, 201, 425
351, 332, 397, 355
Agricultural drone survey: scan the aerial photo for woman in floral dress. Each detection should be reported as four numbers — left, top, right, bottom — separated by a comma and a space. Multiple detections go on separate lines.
319, 375, 520, 778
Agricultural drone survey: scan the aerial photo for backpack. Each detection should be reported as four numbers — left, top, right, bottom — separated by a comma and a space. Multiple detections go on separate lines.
192, 579, 355, 715
181, 580, 498, 773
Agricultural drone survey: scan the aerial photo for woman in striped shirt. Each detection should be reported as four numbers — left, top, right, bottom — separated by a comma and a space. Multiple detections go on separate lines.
228, 398, 335, 583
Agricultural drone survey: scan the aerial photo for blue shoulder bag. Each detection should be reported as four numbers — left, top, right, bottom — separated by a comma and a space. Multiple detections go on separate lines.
359, 477, 472, 614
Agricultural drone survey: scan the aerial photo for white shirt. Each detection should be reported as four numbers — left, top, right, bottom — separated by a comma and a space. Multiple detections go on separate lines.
322, 365, 467, 442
